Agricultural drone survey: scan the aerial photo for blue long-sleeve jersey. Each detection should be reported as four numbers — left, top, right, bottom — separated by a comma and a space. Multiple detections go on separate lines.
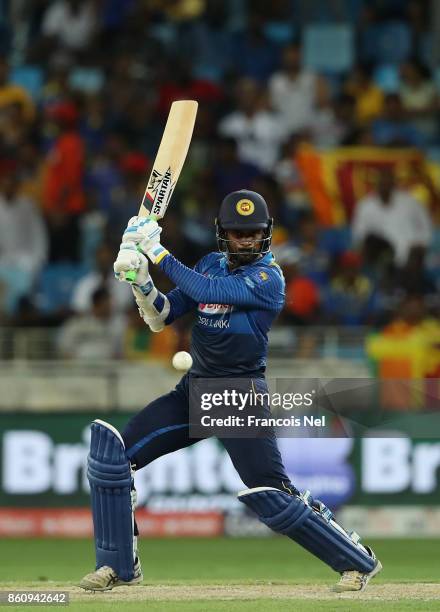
156, 251, 285, 377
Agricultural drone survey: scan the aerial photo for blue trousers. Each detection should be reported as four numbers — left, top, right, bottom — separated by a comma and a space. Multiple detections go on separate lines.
122, 373, 295, 492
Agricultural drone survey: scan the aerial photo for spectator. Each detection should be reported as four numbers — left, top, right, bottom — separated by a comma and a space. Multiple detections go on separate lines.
42, 100, 86, 262
109, 151, 150, 236
71, 242, 131, 314
0, 1, 437, 334
177, 2, 234, 82
268, 42, 324, 135
80, 94, 108, 153
58, 286, 125, 359
249, 173, 290, 242
0, 56, 35, 125
352, 167, 432, 271
323, 251, 377, 326
212, 137, 261, 198
40, 0, 97, 54
230, 10, 280, 82
333, 93, 361, 145
0, 159, 48, 313
40, 52, 74, 109
290, 212, 334, 286
123, 303, 178, 362
17, 141, 45, 208
276, 245, 320, 325
85, 132, 126, 222
218, 78, 285, 172
371, 93, 426, 147
274, 135, 311, 221
157, 58, 223, 118
344, 64, 384, 125
366, 294, 440, 408
307, 78, 345, 148
399, 59, 438, 143
0, 101, 30, 150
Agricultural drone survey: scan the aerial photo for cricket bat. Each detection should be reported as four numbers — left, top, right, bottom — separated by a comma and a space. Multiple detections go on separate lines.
125, 99, 198, 282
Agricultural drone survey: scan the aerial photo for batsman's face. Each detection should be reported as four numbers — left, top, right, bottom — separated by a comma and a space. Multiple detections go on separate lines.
226, 229, 264, 264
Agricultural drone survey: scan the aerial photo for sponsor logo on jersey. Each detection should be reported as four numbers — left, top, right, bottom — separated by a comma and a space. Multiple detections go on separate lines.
236, 199, 255, 216
198, 303, 232, 315
259, 271, 269, 281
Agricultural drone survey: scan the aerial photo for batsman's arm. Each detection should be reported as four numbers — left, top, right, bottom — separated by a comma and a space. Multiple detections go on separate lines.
119, 217, 283, 310
158, 253, 284, 310
164, 287, 198, 323
114, 243, 195, 330
132, 282, 197, 331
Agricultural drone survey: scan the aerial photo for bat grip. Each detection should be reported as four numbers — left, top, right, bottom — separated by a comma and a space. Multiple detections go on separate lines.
123, 214, 158, 283
125, 270, 137, 282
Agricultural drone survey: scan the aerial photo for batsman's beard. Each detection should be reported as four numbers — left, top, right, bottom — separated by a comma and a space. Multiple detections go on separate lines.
229, 248, 261, 266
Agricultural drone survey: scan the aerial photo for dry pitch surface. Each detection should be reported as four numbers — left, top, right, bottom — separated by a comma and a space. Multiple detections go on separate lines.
1, 538, 439, 610
1, 582, 439, 601
2, 582, 440, 612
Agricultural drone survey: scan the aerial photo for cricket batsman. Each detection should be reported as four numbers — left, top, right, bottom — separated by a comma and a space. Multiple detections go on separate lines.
79, 190, 382, 593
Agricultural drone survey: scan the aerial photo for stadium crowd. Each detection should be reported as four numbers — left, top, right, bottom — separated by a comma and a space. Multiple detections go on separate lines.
0, 0, 439, 362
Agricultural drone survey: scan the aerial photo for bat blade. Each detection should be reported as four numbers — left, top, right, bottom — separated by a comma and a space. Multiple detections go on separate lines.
139, 99, 198, 218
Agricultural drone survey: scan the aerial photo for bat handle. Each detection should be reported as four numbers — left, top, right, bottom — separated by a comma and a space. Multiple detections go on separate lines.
125, 270, 137, 282
123, 214, 158, 283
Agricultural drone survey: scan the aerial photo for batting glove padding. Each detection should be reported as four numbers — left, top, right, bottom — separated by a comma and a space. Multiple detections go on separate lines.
114, 243, 152, 287
131, 284, 170, 333
123, 216, 169, 264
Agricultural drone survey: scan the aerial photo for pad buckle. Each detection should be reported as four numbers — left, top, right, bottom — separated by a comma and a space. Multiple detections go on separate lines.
301, 490, 334, 522
317, 502, 333, 523
349, 531, 361, 544
301, 490, 313, 505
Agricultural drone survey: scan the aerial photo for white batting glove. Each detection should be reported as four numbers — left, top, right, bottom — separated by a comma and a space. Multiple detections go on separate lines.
122, 216, 169, 264
113, 243, 152, 289
131, 284, 169, 333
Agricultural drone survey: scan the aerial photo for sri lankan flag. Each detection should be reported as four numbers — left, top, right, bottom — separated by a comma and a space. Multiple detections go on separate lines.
295, 144, 438, 226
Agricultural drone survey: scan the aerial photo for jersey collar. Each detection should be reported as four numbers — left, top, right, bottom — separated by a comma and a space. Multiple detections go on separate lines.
223, 251, 274, 272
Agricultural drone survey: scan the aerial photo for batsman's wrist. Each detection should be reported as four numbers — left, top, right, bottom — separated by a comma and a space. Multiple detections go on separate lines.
146, 244, 169, 265
136, 279, 154, 296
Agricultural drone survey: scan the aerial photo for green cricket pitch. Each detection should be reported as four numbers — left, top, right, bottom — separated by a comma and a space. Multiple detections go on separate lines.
0, 538, 439, 611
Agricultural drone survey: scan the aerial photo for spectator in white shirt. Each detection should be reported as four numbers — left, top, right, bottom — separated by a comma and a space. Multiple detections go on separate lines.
59, 286, 125, 360
41, 0, 97, 53
71, 241, 131, 314
0, 161, 48, 313
352, 168, 432, 270
218, 78, 285, 172
269, 43, 324, 135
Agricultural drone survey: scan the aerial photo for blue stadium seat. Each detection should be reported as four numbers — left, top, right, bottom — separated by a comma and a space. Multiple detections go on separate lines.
373, 64, 401, 93
294, 0, 359, 23
69, 67, 104, 94
433, 67, 440, 92
321, 226, 351, 255
360, 21, 412, 65
426, 228, 440, 284
148, 23, 178, 49
0, 23, 11, 54
418, 32, 433, 69
35, 263, 89, 313
303, 24, 354, 73
264, 22, 296, 45
11, 65, 44, 100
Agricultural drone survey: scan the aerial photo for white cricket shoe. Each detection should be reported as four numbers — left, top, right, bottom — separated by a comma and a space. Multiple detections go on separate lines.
79, 559, 143, 591
333, 547, 382, 592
